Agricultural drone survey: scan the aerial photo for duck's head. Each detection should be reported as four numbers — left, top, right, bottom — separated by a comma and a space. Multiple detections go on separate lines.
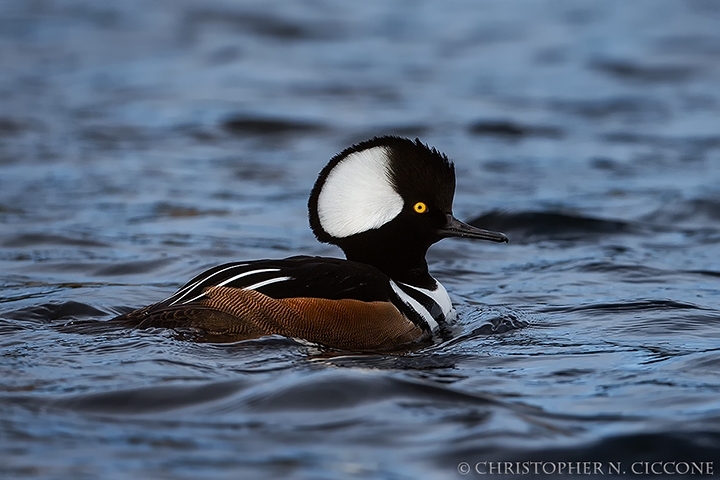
308, 136, 508, 285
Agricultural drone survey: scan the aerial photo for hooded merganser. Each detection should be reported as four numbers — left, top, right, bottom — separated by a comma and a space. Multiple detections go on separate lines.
116, 136, 508, 351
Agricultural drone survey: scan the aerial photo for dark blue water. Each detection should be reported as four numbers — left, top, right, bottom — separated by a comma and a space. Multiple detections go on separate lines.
2, 1, 720, 478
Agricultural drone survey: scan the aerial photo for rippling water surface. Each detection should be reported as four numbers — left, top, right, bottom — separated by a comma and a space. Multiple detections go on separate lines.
2, 1, 720, 478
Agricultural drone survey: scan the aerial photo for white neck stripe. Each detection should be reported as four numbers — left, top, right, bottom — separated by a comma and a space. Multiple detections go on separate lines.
398, 280, 453, 321
390, 281, 439, 331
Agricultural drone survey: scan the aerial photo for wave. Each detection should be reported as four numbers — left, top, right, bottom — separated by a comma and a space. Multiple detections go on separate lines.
540, 299, 705, 314
221, 114, 327, 136
439, 429, 720, 467
468, 120, 564, 139
3, 301, 109, 322
642, 196, 720, 227
469, 210, 636, 241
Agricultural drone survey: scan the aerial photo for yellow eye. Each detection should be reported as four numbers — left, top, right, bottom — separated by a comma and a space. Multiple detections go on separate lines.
413, 202, 427, 214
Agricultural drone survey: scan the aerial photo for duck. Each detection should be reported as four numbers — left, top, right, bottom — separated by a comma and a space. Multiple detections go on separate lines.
115, 136, 508, 351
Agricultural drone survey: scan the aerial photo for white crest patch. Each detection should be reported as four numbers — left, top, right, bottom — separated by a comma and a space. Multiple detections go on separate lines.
317, 146, 403, 238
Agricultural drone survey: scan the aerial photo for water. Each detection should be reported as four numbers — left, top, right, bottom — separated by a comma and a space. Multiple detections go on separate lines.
2, 0, 720, 478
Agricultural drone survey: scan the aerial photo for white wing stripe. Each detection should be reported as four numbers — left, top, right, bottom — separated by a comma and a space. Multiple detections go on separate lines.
214, 268, 281, 288
167, 263, 248, 306
179, 268, 282, 305
242, 276, 292, 291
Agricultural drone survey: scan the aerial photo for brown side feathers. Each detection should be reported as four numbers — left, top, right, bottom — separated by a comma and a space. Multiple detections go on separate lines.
202, 286, 426, 350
